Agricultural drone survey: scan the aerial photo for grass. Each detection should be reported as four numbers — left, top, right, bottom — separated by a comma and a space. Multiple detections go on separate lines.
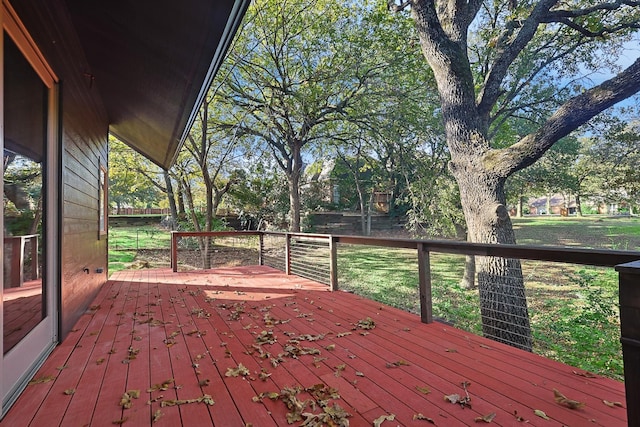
337, 215, 636, 380
108, 226, 172, 273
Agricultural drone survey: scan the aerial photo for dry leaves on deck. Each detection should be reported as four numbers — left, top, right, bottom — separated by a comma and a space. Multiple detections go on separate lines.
553, 388, 585, 409
413, 413, 435, 423
147, 379, 175, 392
353, 317, 376, 330
373, 413, 395, 426
119, 390, 140, 409
160, 394, 214, 407
534, 409, 550, 420
28, 375, 56, 385
254, 384, 349, 426
603, 400, 624, 408
444, 381, 472, 409
225, 363, 250, 377
474, 412, 496, 423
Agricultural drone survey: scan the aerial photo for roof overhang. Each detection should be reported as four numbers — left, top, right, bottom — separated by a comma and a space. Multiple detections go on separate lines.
66, 0, 250, 169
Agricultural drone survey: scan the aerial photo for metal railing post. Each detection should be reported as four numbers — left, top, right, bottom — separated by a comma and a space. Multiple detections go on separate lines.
417, 242, 433, 324
329, 235, 338, 291
285, 233, 291, 275
615, 260, 640, 426
258, 233, 264, 266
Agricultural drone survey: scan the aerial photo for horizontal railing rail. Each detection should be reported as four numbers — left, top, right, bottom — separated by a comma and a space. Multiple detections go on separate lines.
170, 230, 640, 422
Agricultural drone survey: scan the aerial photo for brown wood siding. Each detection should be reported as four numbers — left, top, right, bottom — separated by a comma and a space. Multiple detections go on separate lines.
10, 0, 110, 338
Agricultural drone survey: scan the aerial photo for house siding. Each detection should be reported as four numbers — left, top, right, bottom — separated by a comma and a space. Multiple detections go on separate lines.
11, 0, 109, 338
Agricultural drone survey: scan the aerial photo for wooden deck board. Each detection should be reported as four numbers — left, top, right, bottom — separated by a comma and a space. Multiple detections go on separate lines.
1, 266, 627, 426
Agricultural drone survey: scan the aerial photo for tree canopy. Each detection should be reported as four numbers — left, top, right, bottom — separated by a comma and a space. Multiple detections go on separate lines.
386, 0, 640, 349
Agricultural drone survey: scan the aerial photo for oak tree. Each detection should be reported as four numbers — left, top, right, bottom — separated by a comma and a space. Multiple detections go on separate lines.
391, 0, 640, 349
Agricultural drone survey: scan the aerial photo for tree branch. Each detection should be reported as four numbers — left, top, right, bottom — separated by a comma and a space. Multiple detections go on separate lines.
494, 58, 640, 177
476, 0, 559, 120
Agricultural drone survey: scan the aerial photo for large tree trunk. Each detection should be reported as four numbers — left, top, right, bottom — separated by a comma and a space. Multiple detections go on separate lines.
288, 143, 303, 232
454, 168, 532, 351
516, 194, 523, 217
575, 193, 583, 217
163, 169, 178, 230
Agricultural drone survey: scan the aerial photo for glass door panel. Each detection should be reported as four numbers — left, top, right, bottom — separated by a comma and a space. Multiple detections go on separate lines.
2, 3, 58, 416
2, 32, 47, 355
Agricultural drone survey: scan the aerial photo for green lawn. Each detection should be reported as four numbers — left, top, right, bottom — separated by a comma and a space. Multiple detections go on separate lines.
336, 215, 636, 380
108, 226, 172, 273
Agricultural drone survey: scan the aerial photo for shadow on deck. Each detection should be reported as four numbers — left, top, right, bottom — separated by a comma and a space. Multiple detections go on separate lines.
1, 266, 626, 426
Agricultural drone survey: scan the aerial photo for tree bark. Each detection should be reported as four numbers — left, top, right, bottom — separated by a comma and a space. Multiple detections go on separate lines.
163, 169, 178, 230
453, 167, 532, 350
517, 194, 523, 217
575, 193, 582, 216
288, 142, 303, 232
408, 0, 640, 351
460, 254, 476, 290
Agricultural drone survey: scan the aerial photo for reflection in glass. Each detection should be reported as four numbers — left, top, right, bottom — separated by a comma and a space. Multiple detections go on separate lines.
3, 33, 47, 354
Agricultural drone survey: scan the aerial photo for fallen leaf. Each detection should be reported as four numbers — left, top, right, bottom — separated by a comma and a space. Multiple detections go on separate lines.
444, 393, 461, 404
160, 394, 214, 407
534, 409, 550, 420
28, 375, 56, 385
147, 379, 174, 392
446, 348, 458, 353
152, 409, 163, 423
414, 413, 435, 423
64, 388, 76, 395
385, 360, 410, 368
96, 358, 105, 365
355, 371, 365, 377
572, 370, 596, 378
553, 388, 585, 409
354, 317, 376, 330
475, 412, 496, 423
603, 400, 624, 408
373, 413, 395, 426
225, 363, 250, 377
112, 417, 128, 425
416, 385, 431, 395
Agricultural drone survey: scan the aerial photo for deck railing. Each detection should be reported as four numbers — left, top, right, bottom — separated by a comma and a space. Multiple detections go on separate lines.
171, 230, 640, 422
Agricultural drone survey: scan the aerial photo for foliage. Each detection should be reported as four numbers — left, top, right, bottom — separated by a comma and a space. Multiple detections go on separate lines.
212, 0, 439, 231
177, 212, 230, 233
108, 137, 164, 211
532, 268, 622, 379
392, 0, 640, 349
337, 217, 633, 378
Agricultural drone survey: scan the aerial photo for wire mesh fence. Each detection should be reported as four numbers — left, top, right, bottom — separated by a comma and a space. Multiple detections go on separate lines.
262, 233, 286, 272
289, 235, 331, 285
173, 234, 260, 271
336, 243, 622, 379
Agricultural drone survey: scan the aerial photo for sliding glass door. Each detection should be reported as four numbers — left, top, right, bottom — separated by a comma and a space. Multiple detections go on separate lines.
1, 2, 59, 416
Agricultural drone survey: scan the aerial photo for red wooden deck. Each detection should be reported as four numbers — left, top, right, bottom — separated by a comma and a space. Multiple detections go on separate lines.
1, 266, 626, 426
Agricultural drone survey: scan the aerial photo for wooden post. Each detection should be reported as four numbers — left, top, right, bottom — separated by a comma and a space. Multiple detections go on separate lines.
329, 236, 338, 291
417, 242, 433, 324
171, 232, 178, 272
615, 260, 640, 427
285, 233, 291, 275
258, 233, 264, 266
